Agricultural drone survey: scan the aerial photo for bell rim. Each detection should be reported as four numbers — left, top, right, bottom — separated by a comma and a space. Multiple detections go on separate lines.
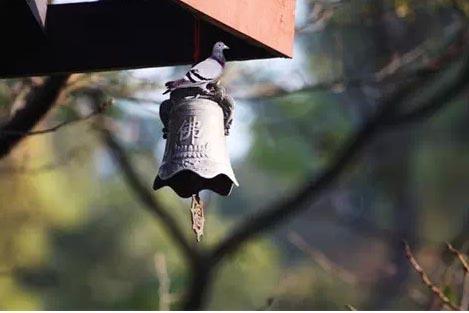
156, 168, 239, 187
153, 169, 238, 198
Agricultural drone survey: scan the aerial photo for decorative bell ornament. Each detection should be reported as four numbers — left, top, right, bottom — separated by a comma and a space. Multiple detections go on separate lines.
153, 85, 238, 240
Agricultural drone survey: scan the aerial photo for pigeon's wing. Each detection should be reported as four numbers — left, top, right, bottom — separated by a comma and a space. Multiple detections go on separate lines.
185, 58, 223, 83
163, 58, 224, 93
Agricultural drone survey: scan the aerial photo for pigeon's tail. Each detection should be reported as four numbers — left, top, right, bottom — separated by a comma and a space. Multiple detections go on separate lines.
163, 79, 185, 94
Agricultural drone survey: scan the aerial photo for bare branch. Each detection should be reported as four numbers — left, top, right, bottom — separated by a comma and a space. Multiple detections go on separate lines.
446, 243, 469, 274
446, 242, 469, 310
403, 241, 459, 311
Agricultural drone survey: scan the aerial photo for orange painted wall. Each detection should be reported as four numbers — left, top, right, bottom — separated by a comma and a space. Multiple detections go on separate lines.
177, 0, 296, 58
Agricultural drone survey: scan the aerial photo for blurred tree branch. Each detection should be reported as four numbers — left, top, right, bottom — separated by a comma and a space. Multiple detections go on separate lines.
0, 98, 111, 137
181, 32, 469, 309
91, 28, 469, 309
7, 35, 463, 310
0, 5, 464, 309
0, 74, 70, 159
212, 54, 468, 258
296, 0, 346, 33
99, 126, 201, 266
154, 253, 173, 311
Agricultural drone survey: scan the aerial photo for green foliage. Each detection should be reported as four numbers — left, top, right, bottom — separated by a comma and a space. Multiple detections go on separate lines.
250, 92, 352, 180
0, 136, 83, 309
208, 241, 280, 310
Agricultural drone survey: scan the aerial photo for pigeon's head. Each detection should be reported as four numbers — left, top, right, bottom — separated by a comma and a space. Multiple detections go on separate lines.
212, 41, 229, 65
213, 41, 230, 53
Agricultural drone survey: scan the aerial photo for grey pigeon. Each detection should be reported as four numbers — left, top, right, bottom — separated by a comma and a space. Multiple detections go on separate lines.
163, 41, 229, 94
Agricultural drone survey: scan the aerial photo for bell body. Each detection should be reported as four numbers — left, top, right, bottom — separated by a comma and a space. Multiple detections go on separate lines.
153, 97, 238, 198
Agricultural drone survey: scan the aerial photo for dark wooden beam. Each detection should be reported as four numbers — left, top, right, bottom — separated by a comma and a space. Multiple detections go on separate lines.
0, 0, 282, 78
0, 0, 46, 51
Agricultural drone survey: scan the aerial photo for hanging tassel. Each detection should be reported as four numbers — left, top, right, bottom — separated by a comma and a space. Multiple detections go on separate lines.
190, 193, 204, 242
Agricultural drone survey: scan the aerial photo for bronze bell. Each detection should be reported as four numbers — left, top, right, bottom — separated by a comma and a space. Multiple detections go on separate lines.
153, 86, 238, 198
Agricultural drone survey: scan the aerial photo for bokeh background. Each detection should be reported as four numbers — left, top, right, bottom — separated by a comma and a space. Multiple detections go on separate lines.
0, 0, 468, 310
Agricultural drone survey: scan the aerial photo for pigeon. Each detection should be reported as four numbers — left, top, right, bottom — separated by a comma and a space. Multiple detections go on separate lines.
163, 41, 229, 94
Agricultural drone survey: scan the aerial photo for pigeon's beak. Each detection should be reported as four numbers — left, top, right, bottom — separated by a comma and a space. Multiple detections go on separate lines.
223, 44, 230, 50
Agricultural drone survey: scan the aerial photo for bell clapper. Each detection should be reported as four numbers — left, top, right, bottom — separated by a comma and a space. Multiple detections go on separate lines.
190, 193, 205, 242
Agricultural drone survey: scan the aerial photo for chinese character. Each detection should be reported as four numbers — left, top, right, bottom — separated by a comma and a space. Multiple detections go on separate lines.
177, 116, 201, 145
